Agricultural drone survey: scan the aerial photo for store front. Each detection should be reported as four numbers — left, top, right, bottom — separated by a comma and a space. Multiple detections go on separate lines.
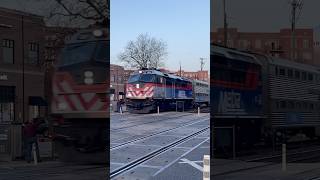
0, 86, 15, 157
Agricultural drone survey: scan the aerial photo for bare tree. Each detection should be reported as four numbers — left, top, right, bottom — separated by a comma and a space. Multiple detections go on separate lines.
47, 0, 109, 27
118, 34, 167, 69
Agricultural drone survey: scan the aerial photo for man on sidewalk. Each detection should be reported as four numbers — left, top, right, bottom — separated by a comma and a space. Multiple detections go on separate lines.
23, 118, 40, 163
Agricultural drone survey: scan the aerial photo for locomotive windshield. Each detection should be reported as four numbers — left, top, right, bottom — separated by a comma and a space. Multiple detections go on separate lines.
59, 42, 96, 66
58, 41, 108, 66
128, 74, 156, 83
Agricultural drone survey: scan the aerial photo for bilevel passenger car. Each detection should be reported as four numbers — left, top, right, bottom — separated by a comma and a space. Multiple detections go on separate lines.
212, 43, 320, 151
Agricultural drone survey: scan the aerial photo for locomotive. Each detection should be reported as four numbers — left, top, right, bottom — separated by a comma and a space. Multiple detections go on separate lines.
126, 69, 209, 113
51, 28, 109, 163
212, 43, 320, 151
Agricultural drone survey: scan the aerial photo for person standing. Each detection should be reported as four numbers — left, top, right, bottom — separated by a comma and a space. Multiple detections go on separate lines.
23, 118, 40, 163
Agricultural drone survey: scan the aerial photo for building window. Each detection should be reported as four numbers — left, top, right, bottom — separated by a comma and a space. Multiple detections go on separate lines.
0, 103, 14, 122
302, 72, 307, 80
255, 39, 261, 49
303, 39, 309, 48
2, 39, 14, 64
27, 42, 39, 64
302, 52, 312, 60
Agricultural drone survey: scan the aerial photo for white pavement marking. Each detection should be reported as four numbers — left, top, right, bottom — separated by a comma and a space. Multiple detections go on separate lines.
179, 160, 203, 164
152, 137, 209, 177
179, 158, 203, 172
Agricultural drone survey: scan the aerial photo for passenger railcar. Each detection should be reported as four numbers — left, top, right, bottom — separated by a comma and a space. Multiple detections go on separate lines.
193, 79, 210, 106
126, 69, 193, 113
212, 43, 320, 151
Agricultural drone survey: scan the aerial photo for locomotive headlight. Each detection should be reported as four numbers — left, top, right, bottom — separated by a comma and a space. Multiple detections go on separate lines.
84, 71, 94, 85
92, 29, 103, 37
58, 102, 67, 110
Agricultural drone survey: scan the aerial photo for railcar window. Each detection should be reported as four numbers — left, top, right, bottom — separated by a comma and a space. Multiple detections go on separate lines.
296, 102, 301, 109
302, 72, 307, 80
280, 101, 286, 109
310, 103, 314, 110
308, 73, 314, 81
295, 70, 300, 79
288, 101, 294, 109
288, 69, 293, 78
275, 66, 279, 76
279, 68, 286, 76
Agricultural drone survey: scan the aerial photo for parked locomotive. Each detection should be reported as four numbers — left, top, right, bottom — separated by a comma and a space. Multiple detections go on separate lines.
212, 43, 320, 151
126, 69, 209, 113
51, 28, 109, 163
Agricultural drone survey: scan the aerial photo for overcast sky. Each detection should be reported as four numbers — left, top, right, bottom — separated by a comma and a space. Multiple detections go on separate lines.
111, 0, 210, 72
212, 0, 320, 39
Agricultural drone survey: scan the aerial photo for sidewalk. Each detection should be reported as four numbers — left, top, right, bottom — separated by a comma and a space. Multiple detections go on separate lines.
213, 158, 320, 180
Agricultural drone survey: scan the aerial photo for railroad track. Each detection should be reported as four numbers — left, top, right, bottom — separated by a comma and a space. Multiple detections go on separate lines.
111, 117, 209, 150
110, 126, 210, 179
110, 113, 203, 131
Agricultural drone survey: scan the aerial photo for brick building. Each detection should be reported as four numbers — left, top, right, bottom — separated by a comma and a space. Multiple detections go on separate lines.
0, 7, 46, 160
110, 64, 126, 101
176, 70, 209, 82
211, 28, 315, 65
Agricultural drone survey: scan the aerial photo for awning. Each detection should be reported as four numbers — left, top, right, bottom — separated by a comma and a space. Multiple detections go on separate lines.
28, 96, 47, 106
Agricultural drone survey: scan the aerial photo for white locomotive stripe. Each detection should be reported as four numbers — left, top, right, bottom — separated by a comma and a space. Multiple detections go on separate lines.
82, 93, 96, 103
60, 80, 73, 93
89, 99, 104, 111
70, 94, 85, 110
62, 81, 83, 110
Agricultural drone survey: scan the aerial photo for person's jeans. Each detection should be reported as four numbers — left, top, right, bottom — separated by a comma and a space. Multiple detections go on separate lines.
24, 137, 40, 162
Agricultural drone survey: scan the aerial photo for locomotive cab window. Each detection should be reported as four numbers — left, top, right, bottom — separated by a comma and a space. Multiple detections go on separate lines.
95, 41, 109, 62
58, 42, 96, 66
128, 74, 140, 83
140, 74, 155, 83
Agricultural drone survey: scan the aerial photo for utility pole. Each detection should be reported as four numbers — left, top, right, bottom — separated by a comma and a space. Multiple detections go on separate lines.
179, 61, 182, 77
290, 0, 303, 61
200, 58, 206, 81
223, 0, 228, 46
200, 58, 205, 71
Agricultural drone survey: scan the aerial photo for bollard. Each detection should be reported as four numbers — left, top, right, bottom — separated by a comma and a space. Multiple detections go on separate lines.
282, 144, 286, 171
157, 106, 160, 114
198, 107, 200, 115
203, 155, 210, 180
33, 143, 38, 165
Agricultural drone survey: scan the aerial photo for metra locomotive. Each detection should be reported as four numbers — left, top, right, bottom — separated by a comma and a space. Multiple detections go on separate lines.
212, 43, 320, 150
51, 28, 108, 163
126, 69, 209, 113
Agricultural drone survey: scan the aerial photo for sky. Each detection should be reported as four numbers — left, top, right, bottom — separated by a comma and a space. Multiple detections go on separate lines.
212, 0, 320, 39
111, 0, 210, 72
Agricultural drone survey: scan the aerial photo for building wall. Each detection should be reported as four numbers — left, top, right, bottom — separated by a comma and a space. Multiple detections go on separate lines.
110, 64, 125, 101
211, 28, 315, 65
0, 7, 45, 159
